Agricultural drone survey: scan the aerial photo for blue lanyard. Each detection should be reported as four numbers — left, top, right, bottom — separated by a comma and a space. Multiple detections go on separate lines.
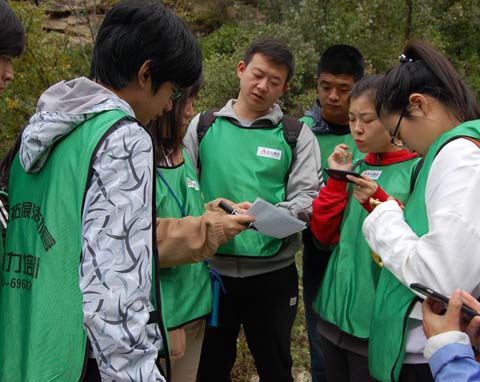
156, 168, 187, 217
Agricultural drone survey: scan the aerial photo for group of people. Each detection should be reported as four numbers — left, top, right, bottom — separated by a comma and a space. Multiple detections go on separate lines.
1, 1, 480, 382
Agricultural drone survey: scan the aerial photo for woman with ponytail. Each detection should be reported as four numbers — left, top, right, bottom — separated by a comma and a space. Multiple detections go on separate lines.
362, 40, 480, 382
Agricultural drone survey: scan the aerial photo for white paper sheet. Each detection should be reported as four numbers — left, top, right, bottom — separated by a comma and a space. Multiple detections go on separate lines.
245, 197, 307, 239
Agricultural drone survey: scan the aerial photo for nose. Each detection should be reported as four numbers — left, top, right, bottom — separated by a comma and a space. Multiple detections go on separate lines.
328, 87, 339, 102
351, 119, 364, 134
256, 77, 268, 92
183, 101, 194, 120
1, 60, 14, 83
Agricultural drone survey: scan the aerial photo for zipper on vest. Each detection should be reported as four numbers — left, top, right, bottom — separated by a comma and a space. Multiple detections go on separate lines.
390, 298, 419, 382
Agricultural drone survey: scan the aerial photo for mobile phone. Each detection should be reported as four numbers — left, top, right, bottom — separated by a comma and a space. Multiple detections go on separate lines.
410, 283, 480, 320
324, 168, 363, 183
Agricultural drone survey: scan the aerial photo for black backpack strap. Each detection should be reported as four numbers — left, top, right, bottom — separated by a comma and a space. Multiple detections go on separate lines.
282, 116, 304, 192
410, 158, 424, 192
282, 115, 303, 150
197, 109, 219, 145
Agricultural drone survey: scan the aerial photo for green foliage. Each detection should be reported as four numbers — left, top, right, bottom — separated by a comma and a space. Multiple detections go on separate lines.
0, 1, 91, 155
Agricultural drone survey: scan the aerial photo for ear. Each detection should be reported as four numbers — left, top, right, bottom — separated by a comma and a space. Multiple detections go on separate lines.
408, 93, 429, 116
237, 61, 246, 80
137, 60, 152, 88
282, 83, 289, 93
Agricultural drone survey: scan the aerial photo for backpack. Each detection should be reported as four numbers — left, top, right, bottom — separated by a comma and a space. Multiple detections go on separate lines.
196, 109, 303, 177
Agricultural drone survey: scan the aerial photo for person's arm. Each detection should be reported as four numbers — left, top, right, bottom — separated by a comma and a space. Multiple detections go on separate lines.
422, 290, 480, 381
310, 178, 348, 245
276, 124, 323, 222
362, 139, 480, 295
182, 113, 201, 176
156, 211, 255, 267
81, 121, 164, 381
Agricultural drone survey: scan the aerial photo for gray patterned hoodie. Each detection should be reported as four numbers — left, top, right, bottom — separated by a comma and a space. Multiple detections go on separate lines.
19, 77, 164, 381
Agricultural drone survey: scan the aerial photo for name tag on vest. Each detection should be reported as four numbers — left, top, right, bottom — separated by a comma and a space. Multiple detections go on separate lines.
361, 170, 382, 180
257, 147, 282, 160
186, 177, 200, 191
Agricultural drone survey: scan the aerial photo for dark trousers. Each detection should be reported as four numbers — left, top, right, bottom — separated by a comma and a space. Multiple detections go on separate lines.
399, 363, 433, 382
319, 336, 371, 382
197, 263, 298, 382
302, 229, 330, 382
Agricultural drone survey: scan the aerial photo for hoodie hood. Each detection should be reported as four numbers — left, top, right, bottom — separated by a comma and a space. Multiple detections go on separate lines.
20, 77, 136, 173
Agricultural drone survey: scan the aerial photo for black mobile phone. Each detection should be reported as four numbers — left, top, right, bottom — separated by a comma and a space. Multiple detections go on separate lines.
324, 168, 363, 183
410, 283, 480, 320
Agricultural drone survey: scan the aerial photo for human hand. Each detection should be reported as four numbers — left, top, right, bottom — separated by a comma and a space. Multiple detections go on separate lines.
205, 198, 252, 214
327, 144, 353, 171
348, 175, 378, 204
168, 328, 186, 361
219, 213, 256, 240
421, 289, 480, 341
459, 290, 480, 348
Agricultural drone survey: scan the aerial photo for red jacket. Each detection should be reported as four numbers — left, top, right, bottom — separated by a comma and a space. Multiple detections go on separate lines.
310, 150, 418, 246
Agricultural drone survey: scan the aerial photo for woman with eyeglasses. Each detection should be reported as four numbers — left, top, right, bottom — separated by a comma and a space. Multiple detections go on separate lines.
309, 74, 420, 382
360, 40, 480, 382
147, 80, 255, 382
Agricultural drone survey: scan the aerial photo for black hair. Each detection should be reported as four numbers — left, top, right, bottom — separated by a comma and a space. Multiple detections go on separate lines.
317, 44, 364, 82
349, 74, 384, 105
148, 76, 203, 165
243, 37, 295, 84
90, 0, 202, 93
376, 40, 480, 122
0, 0, 25, 57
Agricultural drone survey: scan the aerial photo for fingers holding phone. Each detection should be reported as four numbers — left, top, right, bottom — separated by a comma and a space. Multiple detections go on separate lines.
422, 289, 463, 338
348, 175, 379, 204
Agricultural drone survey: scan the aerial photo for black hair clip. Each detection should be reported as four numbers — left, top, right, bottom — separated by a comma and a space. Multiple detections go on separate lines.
399, 53, 413, 63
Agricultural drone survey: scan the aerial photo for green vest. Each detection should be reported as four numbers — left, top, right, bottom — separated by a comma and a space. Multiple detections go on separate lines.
199, 117, 292, 257
0, 110, 136, 381
156, 149, 212, 329
314, 155, 420, 338
368, 121, 480, 382
300, 115, 365, 252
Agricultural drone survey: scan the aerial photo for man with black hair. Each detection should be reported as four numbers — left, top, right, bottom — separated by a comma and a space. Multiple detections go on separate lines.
300, 44, 364, 382
184, 37, 322, 382
0, 0, 25, 95
0, 1, 202, 381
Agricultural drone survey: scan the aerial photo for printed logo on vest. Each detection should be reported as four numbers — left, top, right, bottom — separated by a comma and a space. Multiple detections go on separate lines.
361, 170, 382, 180
257, 147, 282, 160
186, 177, 200, 191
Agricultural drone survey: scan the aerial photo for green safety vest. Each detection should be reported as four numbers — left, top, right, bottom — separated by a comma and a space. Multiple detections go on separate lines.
199, 117, 293, 257
0, 110, 159, 381
156, 149, 212, 329
314, 155, 420, 339
368, 121, 480, 382
300, 115, 365, 252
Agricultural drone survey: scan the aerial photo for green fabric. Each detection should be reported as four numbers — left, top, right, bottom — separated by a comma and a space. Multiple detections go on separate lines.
300, 115, 365, 252
199, 117, 292, 257
368, 121, 480, 382
0, 110, 129, 381
315, 156, 420, 339
156, 149, 212, 329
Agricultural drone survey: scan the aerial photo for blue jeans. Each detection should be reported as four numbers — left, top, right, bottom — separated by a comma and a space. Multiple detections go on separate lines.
302, 229, 330, 382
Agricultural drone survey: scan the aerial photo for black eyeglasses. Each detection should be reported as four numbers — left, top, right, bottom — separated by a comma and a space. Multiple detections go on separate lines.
170, 84, 184, 102
390, 104, 408, 147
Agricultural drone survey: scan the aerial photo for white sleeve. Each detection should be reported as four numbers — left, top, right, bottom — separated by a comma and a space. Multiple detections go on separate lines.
81, 121, 164, 382
362, 138, 480, 297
